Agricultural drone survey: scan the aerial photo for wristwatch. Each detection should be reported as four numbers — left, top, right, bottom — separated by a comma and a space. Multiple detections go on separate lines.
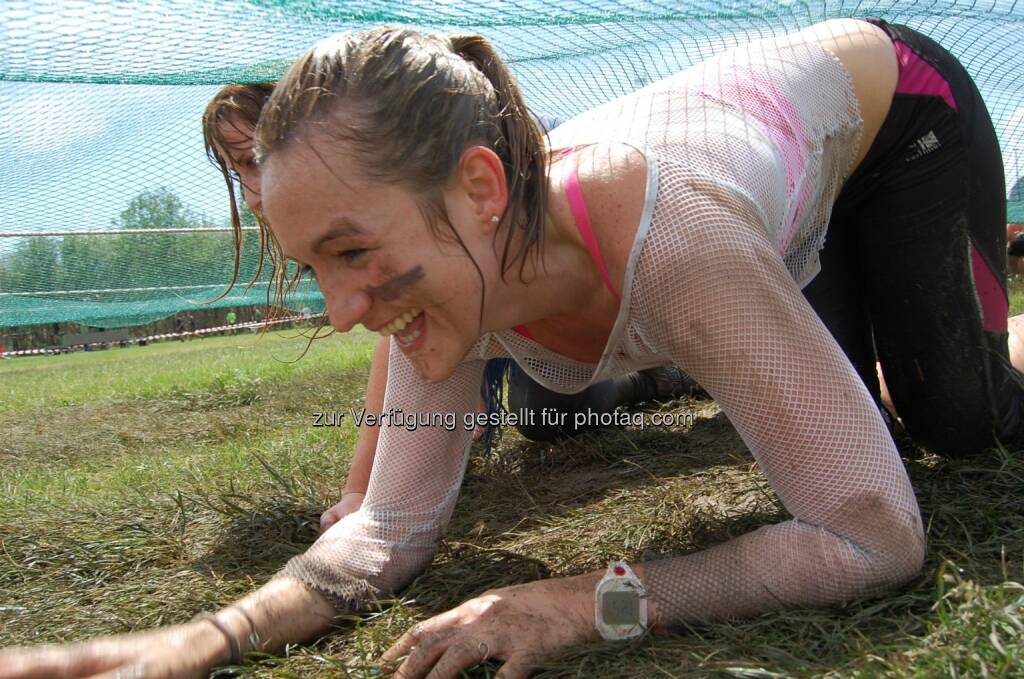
594, 560, 648, 640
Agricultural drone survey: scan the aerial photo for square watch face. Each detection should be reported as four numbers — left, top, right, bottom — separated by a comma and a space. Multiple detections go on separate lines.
602, 590, 640, 625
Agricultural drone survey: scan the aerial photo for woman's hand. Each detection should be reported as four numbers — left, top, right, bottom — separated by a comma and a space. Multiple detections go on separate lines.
320, 492, 365, 532
0, 621, 227, 679
381, 576, 600, 679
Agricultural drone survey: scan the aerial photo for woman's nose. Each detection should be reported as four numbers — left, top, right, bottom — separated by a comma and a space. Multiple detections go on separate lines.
241, 178, 262, 212
321, 281, 372, 333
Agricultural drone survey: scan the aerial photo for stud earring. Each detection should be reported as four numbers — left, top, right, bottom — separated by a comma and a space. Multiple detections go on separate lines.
490, 215, 500, 224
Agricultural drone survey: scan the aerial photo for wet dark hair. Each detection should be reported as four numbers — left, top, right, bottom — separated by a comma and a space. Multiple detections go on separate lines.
255, 27, 551, 293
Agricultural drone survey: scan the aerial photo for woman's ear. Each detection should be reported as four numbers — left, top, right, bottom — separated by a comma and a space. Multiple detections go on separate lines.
456, 146, 508, 234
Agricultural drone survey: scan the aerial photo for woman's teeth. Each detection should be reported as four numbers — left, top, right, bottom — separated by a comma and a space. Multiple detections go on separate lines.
379, 309, 422, 337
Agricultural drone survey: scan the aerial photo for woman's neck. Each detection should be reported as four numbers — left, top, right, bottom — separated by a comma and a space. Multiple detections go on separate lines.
480, 143, 648, 361
483, 217, 600, 331
481, 161, 618, 361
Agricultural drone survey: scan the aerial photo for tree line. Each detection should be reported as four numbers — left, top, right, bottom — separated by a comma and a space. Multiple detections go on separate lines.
0, 188, 266, 298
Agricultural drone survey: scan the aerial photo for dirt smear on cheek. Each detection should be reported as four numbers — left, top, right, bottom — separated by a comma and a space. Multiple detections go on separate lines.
367, 265, 424, 301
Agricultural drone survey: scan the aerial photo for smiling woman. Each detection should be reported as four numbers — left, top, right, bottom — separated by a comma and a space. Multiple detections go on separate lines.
3, 17, 1023, 679
202, 80, 696, 534
250, 18, 1009, 672
260, 137, 500, 380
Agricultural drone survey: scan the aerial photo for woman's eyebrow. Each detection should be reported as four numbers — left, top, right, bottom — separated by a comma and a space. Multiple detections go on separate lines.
312, 218, 364, 253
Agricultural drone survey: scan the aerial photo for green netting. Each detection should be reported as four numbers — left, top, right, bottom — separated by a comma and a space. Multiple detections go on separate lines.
0, 286, 325, 329
2, 0, 1023, 331
1012, 176, 1024, 223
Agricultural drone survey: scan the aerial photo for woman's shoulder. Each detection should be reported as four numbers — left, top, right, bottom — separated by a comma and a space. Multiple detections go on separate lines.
565, 143, 650, 287
561, 142, 771, 289
792, 19, 898, 169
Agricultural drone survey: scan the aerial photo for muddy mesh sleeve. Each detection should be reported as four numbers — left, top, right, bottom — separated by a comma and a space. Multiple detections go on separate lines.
632, 167, 925, 624
278, 339, 484, 611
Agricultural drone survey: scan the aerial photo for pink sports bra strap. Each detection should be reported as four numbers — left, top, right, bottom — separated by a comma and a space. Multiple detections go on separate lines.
563, 150, 621, 300
512, 323, 535, 339
511, 148, 620, 341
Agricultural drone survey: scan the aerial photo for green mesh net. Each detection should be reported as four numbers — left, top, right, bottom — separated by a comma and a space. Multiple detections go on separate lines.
2, 0, 1023, 340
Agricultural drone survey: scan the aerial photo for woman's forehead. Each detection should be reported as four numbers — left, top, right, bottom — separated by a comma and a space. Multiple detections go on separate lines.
267, 137, 369, 193
216, 115, 256, 149
263, 145, 416, 229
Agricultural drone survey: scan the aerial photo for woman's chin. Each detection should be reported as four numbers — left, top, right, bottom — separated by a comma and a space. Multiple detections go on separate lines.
406, 338, 474, 384
410, 352, 460, 384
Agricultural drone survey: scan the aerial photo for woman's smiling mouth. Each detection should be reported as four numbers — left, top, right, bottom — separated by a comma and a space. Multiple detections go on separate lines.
378, 309, 426, 347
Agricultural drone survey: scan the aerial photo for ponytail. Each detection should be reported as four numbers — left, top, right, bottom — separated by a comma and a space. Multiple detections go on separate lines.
450, 35, 549, 279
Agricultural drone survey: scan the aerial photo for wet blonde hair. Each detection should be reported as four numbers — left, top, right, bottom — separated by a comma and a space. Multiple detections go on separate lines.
255, 27, 550, 286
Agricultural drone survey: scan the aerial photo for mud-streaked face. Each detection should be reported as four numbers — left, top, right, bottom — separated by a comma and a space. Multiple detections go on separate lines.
261, 140, 499, 382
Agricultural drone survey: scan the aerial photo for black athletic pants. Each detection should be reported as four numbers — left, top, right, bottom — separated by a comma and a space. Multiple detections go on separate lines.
802, 19, 1016, 457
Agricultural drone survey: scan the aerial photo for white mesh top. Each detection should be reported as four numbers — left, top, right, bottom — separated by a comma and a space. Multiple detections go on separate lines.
282, 29, 926, 623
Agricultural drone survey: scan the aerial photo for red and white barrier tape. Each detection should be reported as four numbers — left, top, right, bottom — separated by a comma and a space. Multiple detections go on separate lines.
0, 314, 325, 358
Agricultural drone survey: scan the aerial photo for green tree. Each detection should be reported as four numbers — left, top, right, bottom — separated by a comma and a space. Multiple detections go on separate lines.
2, 237, 60, 294
116, 187, 198, 231
110, 188, 201, 289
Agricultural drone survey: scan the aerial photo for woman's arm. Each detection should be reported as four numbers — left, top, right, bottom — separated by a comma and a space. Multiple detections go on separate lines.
322, 337, 493, 532
321, 335, 390, 531
0, 577, 335, 679
627, 181, 924, 619
377, 178, 925, 679
280, 340, 485, 610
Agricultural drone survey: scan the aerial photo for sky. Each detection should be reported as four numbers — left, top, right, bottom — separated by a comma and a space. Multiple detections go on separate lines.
0, 82, 228, 235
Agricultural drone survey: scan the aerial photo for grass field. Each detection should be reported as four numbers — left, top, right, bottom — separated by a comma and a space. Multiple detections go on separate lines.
1, 328, 1022, 677
1009, 275, 1024, 317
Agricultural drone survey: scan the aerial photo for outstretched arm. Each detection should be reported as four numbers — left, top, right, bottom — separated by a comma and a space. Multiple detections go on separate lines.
0, 577, 334, 679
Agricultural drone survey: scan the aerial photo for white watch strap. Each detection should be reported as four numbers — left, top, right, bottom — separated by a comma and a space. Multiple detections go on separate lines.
595, 560, 648, 640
